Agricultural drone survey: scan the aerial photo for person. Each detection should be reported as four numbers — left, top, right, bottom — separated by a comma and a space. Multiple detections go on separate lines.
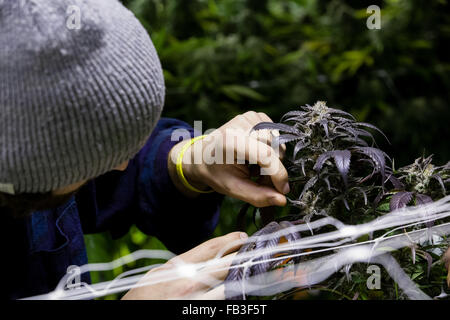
0, 0, 289, 299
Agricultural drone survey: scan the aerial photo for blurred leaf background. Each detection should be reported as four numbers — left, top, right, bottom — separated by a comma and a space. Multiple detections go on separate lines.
84, 0, 450, 299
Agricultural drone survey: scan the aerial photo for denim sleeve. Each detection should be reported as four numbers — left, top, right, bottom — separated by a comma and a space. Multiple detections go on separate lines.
77, 118, 223, 254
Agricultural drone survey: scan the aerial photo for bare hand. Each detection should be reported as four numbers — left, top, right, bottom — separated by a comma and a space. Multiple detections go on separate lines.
168, 111, 289, 207
121, 232, 247, 300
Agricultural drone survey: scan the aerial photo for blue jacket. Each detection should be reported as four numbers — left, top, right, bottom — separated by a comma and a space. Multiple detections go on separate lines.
2, 118, 222, 300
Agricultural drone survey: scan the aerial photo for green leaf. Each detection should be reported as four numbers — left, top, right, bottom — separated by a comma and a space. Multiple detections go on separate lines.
376, 202, 390, 212
411, 272, 423, 281
221, 85, 267, 102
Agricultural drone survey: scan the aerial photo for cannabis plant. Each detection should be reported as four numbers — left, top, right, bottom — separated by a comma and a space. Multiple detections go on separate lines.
225, 101, 450, 300
390, 155, 450, 211
253, 101, 393, 222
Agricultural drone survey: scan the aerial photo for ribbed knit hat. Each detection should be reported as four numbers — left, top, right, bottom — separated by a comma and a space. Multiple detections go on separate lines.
0, 0, 165, 194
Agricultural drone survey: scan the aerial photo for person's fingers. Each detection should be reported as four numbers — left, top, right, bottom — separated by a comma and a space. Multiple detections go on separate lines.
444, 247, 450, 269
256, 112, 273, 123
246, 112, 274, 146
230, 136, 289, 195
256, 113, 287, 158
231, 114, 253, 132
173, 232, 247, 264
250, 127, 273, 147
202, 252, 238, 281
447, 269, 450, 288
195, 284, 225, 300
444, 247, 450, 287
175, 252, 238, 298
242, 111, 264, 126
218, 174, 286, 207
250, 128, 286, 161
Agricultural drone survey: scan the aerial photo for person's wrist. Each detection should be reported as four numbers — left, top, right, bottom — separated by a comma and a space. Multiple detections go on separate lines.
181, 141, 210, 192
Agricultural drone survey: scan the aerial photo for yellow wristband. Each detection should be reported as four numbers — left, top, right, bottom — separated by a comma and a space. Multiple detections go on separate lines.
176, 135, 214, 194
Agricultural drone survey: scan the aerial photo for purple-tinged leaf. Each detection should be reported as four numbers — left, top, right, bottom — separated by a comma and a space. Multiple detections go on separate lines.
279, 220, 303, 270
252, 223, 282, 275
423, 252, 433, 278
388, 175, 404, 189
415, 193, 432, 205
342, 137, 369, 147
286, 198, 304, 207
431, 174, 446, 195
390, 191, 414, 211
320, 120, 329, 138
281, 111, 308, 121
334, 116, 353, 124
352, 187, 368, 205
415, 194, 434, 228
300, 159, 306, 176
354, 129, 375, 144
252, 122, 298, 134
299, 176, 318, 200
283, 116, 308, 123
225, 221, 281, 293
443, 161, 450, 170
327, 107, 356, 120
335, 125, 358, 137
279, 221, 301, 242
343, 197, 350, 211
313, 152, 333, 172
323, 176, 331, 191
293, 141, 307, 160
355, 122, 391, 144
374, 190, 384, 206
272, 134, 300, 148
355, 147, 389, 185
331, 150, 351, 187
313, 150, 351, 186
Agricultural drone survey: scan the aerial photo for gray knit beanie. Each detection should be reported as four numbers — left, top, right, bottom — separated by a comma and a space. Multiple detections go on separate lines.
0, 0, 165, 194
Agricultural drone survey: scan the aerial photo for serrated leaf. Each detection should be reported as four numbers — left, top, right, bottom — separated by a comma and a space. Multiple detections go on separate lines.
376, 202, 390, 212
355, 147, 389, 185
313, 150, 351, 186
411, 272, 423, 281
390, 191, 414, 211
272, 134, 301, 149
388, 175, 404, 189
281, 110, 308, 121
431, 174, 446, 195
415, 193, 432, 205
415, 194, 434, 228
252, 122, 299, 134
320, 120, 329, 138
299, 175, 318, 200
293, 140, 307, 160
355, 122, 390, 144
327, 107, 356, 120
313, 152, 333, 172
331, 150, 351, 187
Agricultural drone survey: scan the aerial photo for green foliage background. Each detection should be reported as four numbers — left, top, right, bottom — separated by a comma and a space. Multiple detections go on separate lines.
84, 0, 450, 299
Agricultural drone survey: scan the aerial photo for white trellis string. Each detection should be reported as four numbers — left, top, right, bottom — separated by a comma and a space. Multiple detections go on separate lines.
23, 195, 450, 300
